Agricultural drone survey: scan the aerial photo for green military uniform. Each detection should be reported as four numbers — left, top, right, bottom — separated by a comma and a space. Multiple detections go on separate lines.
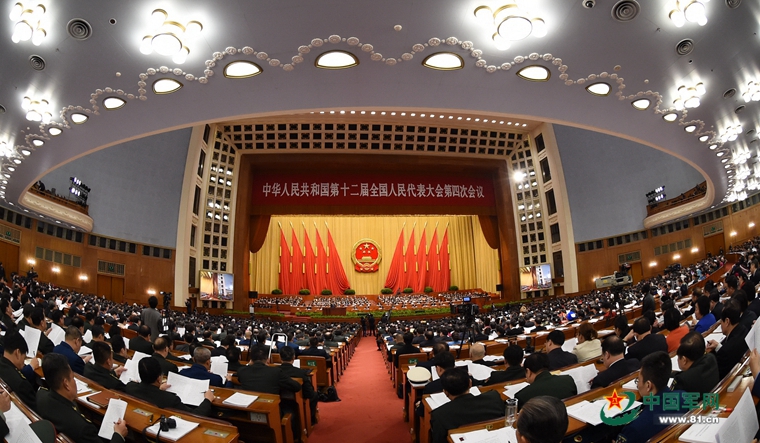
36, 388, 124, 443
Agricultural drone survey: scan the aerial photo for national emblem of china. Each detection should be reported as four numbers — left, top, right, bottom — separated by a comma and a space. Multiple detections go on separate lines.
352, 239, 381, 273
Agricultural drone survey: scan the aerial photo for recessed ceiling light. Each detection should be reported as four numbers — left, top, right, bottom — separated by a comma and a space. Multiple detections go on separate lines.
103, 97, 126, 110
12, 159, 21, 164
315, 50, 359, 69
717, 151, 725, 156
631, 99, 651, 110
585, 82, 611, 96
422, 52, 464, 70
721, 158, 728, 163
32, 139, 43, 147
709, 144, 718, 150
70, 113, 88, 124
20, 149, 30, 156
516, 65, 550, 81
725, 164, 731, 168
684, 125, 697, 133
7, 167, 14, 172
223, 60, 262, 78
662, 113, 678, 122
152, 78, 183, 94
699, 135, 709, 142
48, 127, 62, 136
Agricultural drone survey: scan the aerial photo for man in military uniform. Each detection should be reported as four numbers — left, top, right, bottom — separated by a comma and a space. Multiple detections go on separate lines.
125, 357, 214, 416
36, 353, 128, 443
279, 345, 318, 424
0, 331, 39, 410
83, 341, 127, 391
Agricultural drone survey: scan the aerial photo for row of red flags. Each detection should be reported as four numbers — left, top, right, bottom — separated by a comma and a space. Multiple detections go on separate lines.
276, 225, 450, 295
278, 226, 350, 295
383, 226, 451, 293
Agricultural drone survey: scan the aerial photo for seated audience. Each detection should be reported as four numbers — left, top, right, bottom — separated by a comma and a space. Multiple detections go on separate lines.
129, 325, 154, 355
545, 330, 578, 370
179, 346, 231, 387
591, 335, 641, 389
663, 308, 688, 353
52, 326, 91, 375
279, 346, 318, 424
673, 331, 719, 397
572, 322, 601, 362
485, 345, 526, 385
0, 331, 39, 410
706, 306, 749, 379
470, 343, 498, 367
125, 357, 214, 416
301, 336, 333, 368
515, 353, 577, 409
237, 347, 302, 396
151, 337, 179, 376
83, 341, 127, 391
693, 295, 717, 333
515, 396, 569, 443
625, 317, 667, 361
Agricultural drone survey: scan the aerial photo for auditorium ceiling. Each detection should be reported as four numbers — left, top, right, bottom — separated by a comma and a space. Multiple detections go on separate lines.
0, 0, 756, 225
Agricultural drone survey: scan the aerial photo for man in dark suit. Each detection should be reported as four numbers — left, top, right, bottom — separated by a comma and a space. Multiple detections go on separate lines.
485, 345, 526, 385
642, 290, 655, 315
673, 331, 719, 397
470, 343, 499, 367
514, 353, 577, 409
279, 346, 318, 425
179, 347, 231, 387
52, 326, 91, 375
125, 357, 214, 416
739, 272, 756, 301
393, 332, 421, 368
129, 325, 154, 355
151, 337, 178, 375
545, 330, 578, 370
301, 336, 333, 369
0, 299, 16, 334
750, 259, 760, 286
706, 306, 749, 379
625, 317, 668, 362
709, 292, 724, 321
21, 307, 53, 355
83, 341, 127, 391
591, 336, 640, 389
0, 331, 39, 410
237, 347, 302, 395
515, 396, 569, 443
430, 367, 504, 443
37, 353, 128, 443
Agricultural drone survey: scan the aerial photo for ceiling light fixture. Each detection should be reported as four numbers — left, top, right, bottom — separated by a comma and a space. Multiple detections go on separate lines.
631, 99, 651, 110
315, 50, 359, 69
103, 97, 125, 110
669, 0, 708, 27
223, 60, 262, 78
720, 124, 742, 142
662, 113, 678, 122
152, 78, 183, 94
673, 81, 705, 110
516, 65, 550, 81
31, 139, 43, 147
742, 80, 760, 102
708, 143, 718, 150
699, 135, 709, 142
20, 149, 30, 156
585, 82, 611, 96
9, 3, 46, 45
48, 127, 61, 136
21, 95, 51, 122
474, 3, 546, 51
139, 9, 202, 64
70, 113, 88, 124
684, 125, 697, 133
422, 52, 464, 70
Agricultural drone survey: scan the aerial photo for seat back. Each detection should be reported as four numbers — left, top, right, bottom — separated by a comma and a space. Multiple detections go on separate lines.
298, 356, 329, 387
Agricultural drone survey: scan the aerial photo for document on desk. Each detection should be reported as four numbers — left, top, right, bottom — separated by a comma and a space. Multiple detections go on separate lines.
6, 418, 43, 443
19, 327, 40, 358
223, 392, 258, 407
744, 318, 760, 351
98, 398, 127, 439
166, 371, 210, 406
503, 382, 529, 399
146, 416, 199, 441
679, 418, 726, 443
704, 333, 724, 346
716, 387, 758, 443
48, 324, 65, 346
425, 392, 451, 410
75, 378, 92, 394
450, 426, 517, 443
566, 399, 641, 426
210, 355, 228, 380
560, 364, 598, 395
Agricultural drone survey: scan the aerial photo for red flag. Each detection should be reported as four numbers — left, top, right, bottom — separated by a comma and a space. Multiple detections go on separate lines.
290, 230, 304, 294
427, 229, 440, 291
278, 229, 291, 294
416, 229, 427, 292
327, 228, 351, 294
314, 229, 329, 294
440, 228, 451, 290
303, 230, 317, 294
404, 229, 417, 291
384, 228, 405, 292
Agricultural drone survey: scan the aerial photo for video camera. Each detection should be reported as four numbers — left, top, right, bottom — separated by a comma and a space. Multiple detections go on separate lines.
455, 297, 480, 316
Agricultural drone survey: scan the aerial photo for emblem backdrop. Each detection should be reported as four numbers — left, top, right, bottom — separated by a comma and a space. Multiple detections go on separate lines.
249, 215, 499, 295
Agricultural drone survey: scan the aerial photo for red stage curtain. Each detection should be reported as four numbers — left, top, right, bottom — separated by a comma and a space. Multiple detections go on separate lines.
427, 229, 440, 291
290, 231, 305, 294
278, 229, 291, 293
303, 231, 317, 294
314, 229, 330, 294
384, 228, 405, 292
327, 229, 351, 294
404, 229, 417, 290
416, 229, 427, 292
440, 228, 451, 290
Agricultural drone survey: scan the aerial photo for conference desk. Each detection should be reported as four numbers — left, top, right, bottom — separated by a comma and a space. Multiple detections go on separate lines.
0, 378, 75, 443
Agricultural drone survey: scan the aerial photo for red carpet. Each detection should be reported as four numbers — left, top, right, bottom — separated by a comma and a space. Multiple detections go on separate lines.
308, 337, 411, 443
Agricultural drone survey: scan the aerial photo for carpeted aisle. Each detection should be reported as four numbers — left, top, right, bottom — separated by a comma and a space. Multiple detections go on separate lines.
308, 336, 411, 443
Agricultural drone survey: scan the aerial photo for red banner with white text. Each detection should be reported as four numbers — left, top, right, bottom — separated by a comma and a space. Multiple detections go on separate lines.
251, 173, 495, 207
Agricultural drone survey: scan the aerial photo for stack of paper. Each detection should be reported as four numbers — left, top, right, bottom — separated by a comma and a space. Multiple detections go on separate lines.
98, 399, 127, 439
704, 333, 724, 345
482, 355, 504, 363
166, 372, 210, 406
48, 325, 65, 346
19, 327, 41, 357
425, 392, 451, 410
146, 416, 199, 441
562, 338, 578, 353
566, 398, 641, 426
745, 318, 760, 351
83, 329, 93, 343
503, 382, 529, 399
119, 351, 151, 383
450, 426, 517, 443
78, 346, 93, 356
716, 388, 759, 443
671, 355, 682, 372
210, 355, 228, 380
560, 364, 598, 395
5, 418, 42, 443
222, 392, 258, 407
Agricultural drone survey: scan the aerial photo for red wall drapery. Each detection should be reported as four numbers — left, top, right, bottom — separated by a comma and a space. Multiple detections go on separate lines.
327, 229, 351, 294
404, 229, 417, 290
416, 229, 427, 292
314, 229, 330, 293
384, 228, 405, 292
278, 229, 291, 293
290, 231, 305, 294
427, 229, 440, 291
440, 228, 451, 290
303, 231, 317, 293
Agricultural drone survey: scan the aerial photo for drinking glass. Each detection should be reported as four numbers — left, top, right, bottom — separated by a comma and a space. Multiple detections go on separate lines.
505, 398, 518, 427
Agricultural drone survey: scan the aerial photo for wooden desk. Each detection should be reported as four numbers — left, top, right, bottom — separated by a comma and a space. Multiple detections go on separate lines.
210, 386, 291, 443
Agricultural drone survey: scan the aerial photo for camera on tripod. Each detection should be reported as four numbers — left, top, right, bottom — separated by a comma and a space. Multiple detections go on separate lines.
455, 297, 480, 316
